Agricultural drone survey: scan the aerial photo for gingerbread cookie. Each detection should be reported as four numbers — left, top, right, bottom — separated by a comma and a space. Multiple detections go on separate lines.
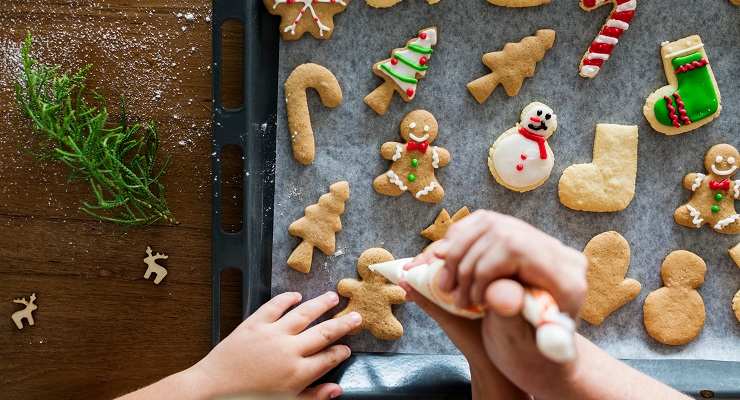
578, 0, 637, 79
643, 250, 706, 346
367, 0, 440, 7
264, 0, 349, 41
580, 231, 641, 326
558, 124, 638, 212
285, 63, 343, 165
643, 35, 721, 135
364, 27, 438, 115
373, 110, 450, 203
287, 181, 350, 273
674, 144, 740, 234
335, 248, 406, 340
733, 290, 740, 322
421, 207, 471, 242
488, 102, 557, 192
729, 242, 740, 267
467, 29, 555, 104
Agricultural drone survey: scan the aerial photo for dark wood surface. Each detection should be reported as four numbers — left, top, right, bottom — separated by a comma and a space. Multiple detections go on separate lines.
0, 1, 244, 399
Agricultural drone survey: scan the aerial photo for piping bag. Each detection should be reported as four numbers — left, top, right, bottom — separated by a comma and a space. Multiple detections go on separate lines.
369, 257, 577, 363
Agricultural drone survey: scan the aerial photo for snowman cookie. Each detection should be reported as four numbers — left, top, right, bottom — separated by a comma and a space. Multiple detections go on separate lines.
674, 144, 740, 234
373, 110, 450, 203
488, 102, 557, 192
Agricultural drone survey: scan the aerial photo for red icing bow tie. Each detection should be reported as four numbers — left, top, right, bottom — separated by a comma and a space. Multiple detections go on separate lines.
407, 140, 429, 153
710, 179, 730, 191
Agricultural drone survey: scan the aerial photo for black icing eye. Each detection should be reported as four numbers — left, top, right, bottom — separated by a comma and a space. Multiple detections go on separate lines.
545, 114, 552, 120
537, 110, 543, 116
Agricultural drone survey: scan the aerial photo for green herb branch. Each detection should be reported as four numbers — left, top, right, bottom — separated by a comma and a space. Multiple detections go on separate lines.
15, 34, 175, 226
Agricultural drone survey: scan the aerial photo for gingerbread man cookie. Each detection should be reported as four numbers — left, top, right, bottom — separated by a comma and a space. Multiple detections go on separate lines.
488, 102, 557, 192
643, 250, 706, 346
335, 248, 406, 340
674, 144, 740, 234
264, 0, 349, 41
373, 110, 450, 203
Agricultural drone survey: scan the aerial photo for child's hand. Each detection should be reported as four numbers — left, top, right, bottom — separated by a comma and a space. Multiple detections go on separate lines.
188, 291, 361, 400
434, 210, 587, 317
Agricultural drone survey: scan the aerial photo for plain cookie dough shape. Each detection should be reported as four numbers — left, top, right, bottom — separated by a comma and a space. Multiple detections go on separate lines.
488, 102, 557, 192
143, 246, 169, 285
643, 250, 706, 346
643, 35, 721, 135
558, 124, 637, 212
730, 243, 740, 267
284, 63, 343, 165
288, 181, 350, 273
335, 248, 406, 340
11, 293, 38, 330
580, 231, 641, 326
421, 207, 471, 242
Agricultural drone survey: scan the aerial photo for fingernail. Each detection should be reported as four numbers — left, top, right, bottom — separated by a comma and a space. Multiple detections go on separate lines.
348, 312, 362, 325
330, 388, 343, 399
326, 291, 339, 303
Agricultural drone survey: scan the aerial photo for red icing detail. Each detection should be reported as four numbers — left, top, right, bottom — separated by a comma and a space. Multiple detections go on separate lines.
589, 42, 614, 54
530, 116, 541, 123
407, 140, 428, 153
518, 127, 548, 160
583, 58, 604, 67
390, 58, 398, 65
580, 2, 636, 78
601, 26, 624, 38
419, 32, 427, 40
675, 58, 708, 74
612, 10, 635, 22
516, 163, 524, 171
419, 56, 427, 65
406, 88, 415, 98
673, 92, 691, 125
582, 0, 596, 8
663, 96, 681, 128
520, 154, 527, 160
710, 179, 731, 191
616, 0, 632, 4
287, 0, 295, 3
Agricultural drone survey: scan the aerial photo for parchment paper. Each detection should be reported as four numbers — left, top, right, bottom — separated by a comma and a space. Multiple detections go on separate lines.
272, 0, 740, 361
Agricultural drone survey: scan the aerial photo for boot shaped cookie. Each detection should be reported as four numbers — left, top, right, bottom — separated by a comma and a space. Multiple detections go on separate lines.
335, 248, 406, 340
643, 35, 721, 135
580, 231, 641, 325
643, 250, 706, 346
674, 144, 740, 234
373, 110, 450, 203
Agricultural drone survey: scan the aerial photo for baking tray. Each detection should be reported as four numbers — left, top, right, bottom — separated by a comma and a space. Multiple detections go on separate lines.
210, 0, 740, 398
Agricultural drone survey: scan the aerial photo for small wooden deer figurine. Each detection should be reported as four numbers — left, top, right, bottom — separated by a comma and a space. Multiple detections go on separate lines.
143, 246, 168, 285
11, 293, 38, 330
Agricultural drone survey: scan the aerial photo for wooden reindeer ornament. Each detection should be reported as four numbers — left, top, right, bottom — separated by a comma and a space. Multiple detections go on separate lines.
143, 246, 169, 285
11, 293, 38, 330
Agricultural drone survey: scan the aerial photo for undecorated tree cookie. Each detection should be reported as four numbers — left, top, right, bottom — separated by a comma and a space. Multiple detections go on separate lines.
580, 231, 641, 326
643, 250, 706, 346
335, 248, 406, 340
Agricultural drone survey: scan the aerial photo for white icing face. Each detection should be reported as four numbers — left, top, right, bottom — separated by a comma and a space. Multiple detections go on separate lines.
409, 133, 429, 143
520, 102, 557, 139
712, 155, 738, 176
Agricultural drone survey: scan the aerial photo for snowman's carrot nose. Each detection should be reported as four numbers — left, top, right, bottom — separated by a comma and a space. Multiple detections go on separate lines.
530, 116, 542, 123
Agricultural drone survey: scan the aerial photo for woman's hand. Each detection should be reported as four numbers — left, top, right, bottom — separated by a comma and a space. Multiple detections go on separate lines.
188, 291, 361, 400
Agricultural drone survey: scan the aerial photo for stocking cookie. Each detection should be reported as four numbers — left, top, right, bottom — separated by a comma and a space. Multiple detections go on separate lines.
373, 110, 450, 203
643, 250, 706, 346
558, 124, 638, 212
287, 181, 350, 273
578, 0, 637, 79
488, 102, 557, 192
643, 35, 721, 135
467, 29, 556, 104
674, 144, 740, 234
264, 0, 349, 41
335, 248, 406, 340
284, 63, 343, 165
364, 27, 438, 115
421, 207, 471, 242
580, 231, 641, 326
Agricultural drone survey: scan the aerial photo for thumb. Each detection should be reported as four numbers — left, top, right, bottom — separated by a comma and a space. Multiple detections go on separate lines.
299, 383, 343, 400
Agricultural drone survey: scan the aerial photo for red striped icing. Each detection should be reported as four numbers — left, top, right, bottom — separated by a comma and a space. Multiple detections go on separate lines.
664, 96, 680, 128
579, 0, 636, 78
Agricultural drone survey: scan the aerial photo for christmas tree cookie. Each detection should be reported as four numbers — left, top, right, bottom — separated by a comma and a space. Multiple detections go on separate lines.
264, 0, 349, 41
467, 29, 556, 104
287, 181, 350, 273
674, 144, 740, 234
643, 35, 721, 135
365, 27, 438, 115
373, 110, 450, 203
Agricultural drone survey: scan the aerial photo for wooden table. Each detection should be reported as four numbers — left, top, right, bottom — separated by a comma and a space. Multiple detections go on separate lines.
0, 1, 243, 398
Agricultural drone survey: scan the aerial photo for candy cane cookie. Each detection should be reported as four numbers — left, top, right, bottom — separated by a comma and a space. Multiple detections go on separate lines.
578, 0, 637, 79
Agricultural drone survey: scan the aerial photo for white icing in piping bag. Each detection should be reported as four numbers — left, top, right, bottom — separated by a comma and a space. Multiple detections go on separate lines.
370, 258, 576, 363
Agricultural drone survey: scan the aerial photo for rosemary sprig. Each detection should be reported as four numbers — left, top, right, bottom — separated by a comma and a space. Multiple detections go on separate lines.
14, 34, 176, 226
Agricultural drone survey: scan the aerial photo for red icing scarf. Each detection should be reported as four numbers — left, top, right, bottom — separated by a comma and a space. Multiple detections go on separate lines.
518, 127, 548, 160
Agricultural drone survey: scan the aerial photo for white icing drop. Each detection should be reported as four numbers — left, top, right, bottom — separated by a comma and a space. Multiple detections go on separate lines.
691, 173, 705, 191
616, 0, 637, 12
424, 125, 430, 132
415, 182, 437, 199
580, 65, 600, 78
409, 122, 417, 129
686, 204, 703, 228
387, 170, 408, 191
586, 53, 610, 60
432, 147, 440, 169
715, 214, 740, 230
392, 144, 403, 161
595, 34, 619, 45
605, 19, 630, 30
734, 180, 740, 199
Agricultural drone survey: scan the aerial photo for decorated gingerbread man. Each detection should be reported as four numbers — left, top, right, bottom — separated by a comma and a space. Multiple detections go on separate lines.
674, 144, 740, 234
335, 248, 406, 340
373, 110, 450, 203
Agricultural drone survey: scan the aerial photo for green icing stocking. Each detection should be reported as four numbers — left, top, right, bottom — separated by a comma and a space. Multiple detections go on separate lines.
653, 52, 719, 127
